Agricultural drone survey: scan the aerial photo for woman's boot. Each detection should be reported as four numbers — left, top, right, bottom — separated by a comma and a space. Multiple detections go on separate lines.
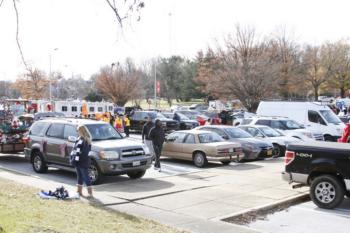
87, 186, 93, 199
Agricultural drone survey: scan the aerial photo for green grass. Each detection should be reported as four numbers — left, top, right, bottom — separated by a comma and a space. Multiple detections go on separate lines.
0, 178, 182, 233
126, 99, 205, 110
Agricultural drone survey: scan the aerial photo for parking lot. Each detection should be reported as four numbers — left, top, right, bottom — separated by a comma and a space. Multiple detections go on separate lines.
1, 133, 349, 233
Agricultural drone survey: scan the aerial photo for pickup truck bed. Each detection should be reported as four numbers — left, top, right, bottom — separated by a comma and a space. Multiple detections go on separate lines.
282, 141, 350, 209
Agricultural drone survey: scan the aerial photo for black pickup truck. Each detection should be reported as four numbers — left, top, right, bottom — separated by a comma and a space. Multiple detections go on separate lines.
282, 142, 350, 209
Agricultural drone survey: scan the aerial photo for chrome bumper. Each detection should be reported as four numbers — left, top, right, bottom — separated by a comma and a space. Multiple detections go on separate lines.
207, 153, 245, 162
282, 171, 308, 184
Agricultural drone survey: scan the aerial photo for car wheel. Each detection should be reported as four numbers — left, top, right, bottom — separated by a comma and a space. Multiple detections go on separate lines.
31, 151, 48, 173
193, 152, 207, 168
127, 170, 146, 179
324, 135, 334, 142
310, 175, 345, 209
272, 144, 283, 157
221, 161, 231, 165
89, 160, 103, 185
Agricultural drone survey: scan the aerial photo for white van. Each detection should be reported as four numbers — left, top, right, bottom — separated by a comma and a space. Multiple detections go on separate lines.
257, 101, 345, 141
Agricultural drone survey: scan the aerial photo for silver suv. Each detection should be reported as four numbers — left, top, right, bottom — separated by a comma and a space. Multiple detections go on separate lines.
24, 118, 152, 184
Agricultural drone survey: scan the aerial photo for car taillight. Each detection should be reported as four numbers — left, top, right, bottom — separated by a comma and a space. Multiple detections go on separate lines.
285, 151, 295, 165
22, 136, 31, 144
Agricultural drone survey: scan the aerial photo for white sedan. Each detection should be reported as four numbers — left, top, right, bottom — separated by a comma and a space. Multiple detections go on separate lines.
238, 125, 301, 157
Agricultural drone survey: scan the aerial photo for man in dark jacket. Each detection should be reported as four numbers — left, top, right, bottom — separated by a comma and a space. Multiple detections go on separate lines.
149, 119, 165, 172
142, 116, 155, 158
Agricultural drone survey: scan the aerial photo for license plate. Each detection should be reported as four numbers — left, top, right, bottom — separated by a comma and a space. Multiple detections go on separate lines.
132, 161, 141, 166
267, 150, 273, 156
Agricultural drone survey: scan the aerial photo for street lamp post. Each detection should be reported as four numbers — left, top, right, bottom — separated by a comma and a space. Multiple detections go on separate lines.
49, 48, 58, 101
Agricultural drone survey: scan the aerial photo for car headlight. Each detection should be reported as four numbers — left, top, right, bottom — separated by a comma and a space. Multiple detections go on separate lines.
99, 151, 119, 160
301, 132, 313, 138
143, 146, 150, 155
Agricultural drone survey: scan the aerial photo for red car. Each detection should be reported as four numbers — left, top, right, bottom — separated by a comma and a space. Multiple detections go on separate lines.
338, 123, 350, 143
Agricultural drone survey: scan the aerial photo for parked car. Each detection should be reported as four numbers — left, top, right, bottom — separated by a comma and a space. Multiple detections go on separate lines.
196, 125, 274, 160
232, 111, 256, 126
238, 125, 301, 157
189, 104, 209, 112
202, 111, 221, 125
33, 112, 65, 121
257, 101, 345, 141
129, 111, 179, 132
24, 118, 153, 184
241, 116, 323, 141
175, 110, 209, 125
162, 130, 244, 167
162, 112, 199, 130
282, 141, 350, 209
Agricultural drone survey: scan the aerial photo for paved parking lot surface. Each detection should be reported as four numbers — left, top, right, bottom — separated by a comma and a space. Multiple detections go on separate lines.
249, 199, 350, 233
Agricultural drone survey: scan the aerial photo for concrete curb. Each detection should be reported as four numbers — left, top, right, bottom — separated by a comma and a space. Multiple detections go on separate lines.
215, 192, 310, 223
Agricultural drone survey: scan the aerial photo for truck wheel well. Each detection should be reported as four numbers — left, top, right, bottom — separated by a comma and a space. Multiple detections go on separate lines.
308, 171, 345, 187
30, 149, 41, 162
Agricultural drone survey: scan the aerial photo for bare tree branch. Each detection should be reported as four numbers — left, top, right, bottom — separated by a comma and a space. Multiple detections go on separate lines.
13, 0, 29, 72
0, 0, 5, 8
105, 0, 123, 26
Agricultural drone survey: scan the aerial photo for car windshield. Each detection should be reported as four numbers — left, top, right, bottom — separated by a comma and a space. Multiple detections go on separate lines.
198, 133, 224, 143
176, 112, 190, 120
156, 113, 168, 120
281, 120, 303, 130
320, 110, 342, 124
85, 124, 122, 141
224, 128, 252, 138
162, 113, 173, 119
260, 127, 283, 137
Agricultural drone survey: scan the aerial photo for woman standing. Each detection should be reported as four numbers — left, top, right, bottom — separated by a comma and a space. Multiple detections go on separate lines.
72, 125, 93, 198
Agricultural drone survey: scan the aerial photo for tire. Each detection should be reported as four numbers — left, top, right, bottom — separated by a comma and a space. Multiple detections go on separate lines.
324, 135, 334, 142
221, 161, 231, 165
31, 151, 48, 173
272, 144, 283, 157
193, 152, 208, 168
89, 160, 103, 185
310, 175, 345, 209
127, 170, 146, 179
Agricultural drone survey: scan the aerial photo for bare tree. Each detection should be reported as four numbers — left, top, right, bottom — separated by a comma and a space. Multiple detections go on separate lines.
206, 25, 279, 112
271, 26, 303, 98
95, 60, 142, 106
302, 44, 336, 100
326, 41, 350, 97
11, 69, 50, 99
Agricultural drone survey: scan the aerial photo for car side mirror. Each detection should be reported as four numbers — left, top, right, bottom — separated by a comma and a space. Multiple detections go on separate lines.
67, 136, 77, 143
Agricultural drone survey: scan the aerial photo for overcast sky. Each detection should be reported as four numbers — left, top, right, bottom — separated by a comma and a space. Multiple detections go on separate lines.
1, 0, 350, 81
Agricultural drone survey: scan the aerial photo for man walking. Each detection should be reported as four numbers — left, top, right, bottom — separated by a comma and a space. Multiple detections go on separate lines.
149, 119, 165, 172
142, 116, 155, 158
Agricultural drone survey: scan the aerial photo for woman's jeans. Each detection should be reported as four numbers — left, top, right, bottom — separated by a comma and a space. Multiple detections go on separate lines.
76, 166, 91, 186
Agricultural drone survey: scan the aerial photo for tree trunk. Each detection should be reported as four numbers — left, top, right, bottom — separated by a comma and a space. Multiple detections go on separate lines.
314, 87, 319, 101
340, 87, 345, 98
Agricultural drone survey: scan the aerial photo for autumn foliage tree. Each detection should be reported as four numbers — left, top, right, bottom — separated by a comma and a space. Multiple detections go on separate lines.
96, 60, 142, 106
12, 69, 50, 99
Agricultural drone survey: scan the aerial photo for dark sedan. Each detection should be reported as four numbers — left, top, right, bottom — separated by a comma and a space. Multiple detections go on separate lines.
196, 125, 274, 160
162, 112, 199, 130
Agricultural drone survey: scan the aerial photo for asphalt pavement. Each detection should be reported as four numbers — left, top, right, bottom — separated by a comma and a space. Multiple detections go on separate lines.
249, 199, 350, 233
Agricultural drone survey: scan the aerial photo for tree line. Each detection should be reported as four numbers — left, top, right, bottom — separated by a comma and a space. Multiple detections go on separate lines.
4, 25, 350, 112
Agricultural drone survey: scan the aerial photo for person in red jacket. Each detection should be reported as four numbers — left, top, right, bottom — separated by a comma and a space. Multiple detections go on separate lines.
338, 123, 350, 143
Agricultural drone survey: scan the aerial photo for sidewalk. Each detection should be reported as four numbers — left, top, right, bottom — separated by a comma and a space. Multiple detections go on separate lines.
0, 158, 308, 233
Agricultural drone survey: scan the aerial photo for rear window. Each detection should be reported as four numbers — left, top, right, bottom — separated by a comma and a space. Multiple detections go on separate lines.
29, 122, 50, 136
256, 120, 270, 126
241, 119, 253, 125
